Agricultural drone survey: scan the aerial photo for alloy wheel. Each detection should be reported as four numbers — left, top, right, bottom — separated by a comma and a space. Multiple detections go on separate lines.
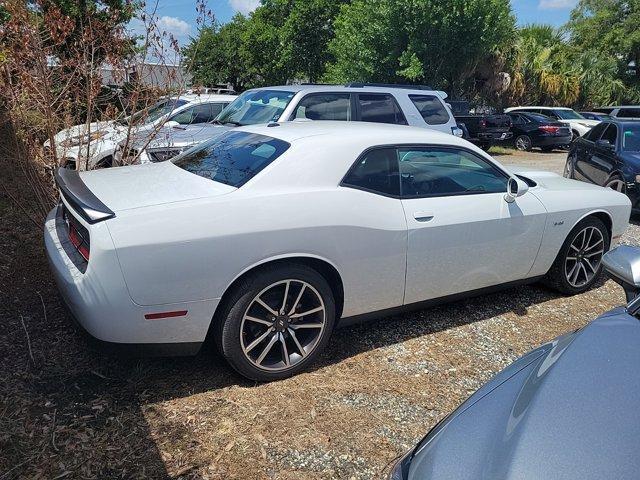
240, 279, 326, 372
563, 158, 574, 178
564, 226, 605, 288
515, 136, 531, 151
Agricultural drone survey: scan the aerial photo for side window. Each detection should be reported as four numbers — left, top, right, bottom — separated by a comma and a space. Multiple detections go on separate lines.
585, 122, 607, 141
509, 114, 524, 125
292, 93, 352, 121
357, 93, 408, 125
600, 124, 618, 145
409, 94, 450, 125
342, 148, 400, 196
618, 108, 640, 118
398, 147, 508, 198
209, 102, 227, 119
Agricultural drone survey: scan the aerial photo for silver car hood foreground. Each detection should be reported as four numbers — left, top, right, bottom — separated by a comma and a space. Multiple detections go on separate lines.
408, 308, 640, 480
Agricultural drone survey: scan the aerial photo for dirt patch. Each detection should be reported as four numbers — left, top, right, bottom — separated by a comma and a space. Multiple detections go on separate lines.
1, 139, 638, 479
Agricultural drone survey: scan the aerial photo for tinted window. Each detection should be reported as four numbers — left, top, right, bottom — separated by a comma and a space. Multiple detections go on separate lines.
600, 124, 618, 145
618, 108, 640, 118
293, 93, 351, 121
124, 98, 188, 126
358, 94, 407, 125
398, 147, 507, 198
509, 113, 525, 125
171, 103, 225, 125
554, 109, 585, 120
584, 122, 607, 141
622, 125, 640, 152
409, 95, 449, 125
342, 148, 400, 196
173, 131, 290, 187
216, 89, 296, 126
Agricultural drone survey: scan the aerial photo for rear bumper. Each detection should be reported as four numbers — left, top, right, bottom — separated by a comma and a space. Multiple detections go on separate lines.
532, 134, 572, 147
44, 206, 215, 350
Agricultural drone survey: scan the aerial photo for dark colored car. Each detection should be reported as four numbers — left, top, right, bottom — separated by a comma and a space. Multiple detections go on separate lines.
579, 111, 614, 121
565, 120, 640, 212
449, 101, 512, 150
389, 244, 640, 480
505, 112, 572, 151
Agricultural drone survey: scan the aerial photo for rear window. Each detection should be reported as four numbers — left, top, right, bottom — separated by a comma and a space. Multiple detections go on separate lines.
173, 131, 290, 187
409, 95, 450, 125
618, 108, 640, 118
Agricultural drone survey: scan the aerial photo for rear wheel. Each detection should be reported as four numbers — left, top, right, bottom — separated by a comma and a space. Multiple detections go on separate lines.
515, 135, 532, 151
563, 155, 575, 179
216, 264, 336, 381
544, 217, 609, 295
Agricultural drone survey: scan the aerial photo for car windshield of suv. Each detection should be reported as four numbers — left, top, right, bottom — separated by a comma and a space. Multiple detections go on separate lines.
215, 90, 295, 126
173, 131, 290, 187
120, 98, 188, 126
554, 109, 585, 120
622, 125, 640, 152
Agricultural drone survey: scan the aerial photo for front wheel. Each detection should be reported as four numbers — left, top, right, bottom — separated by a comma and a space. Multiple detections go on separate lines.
605, 175, 626, 194
515, 135, 532, 151
563, 155, 575, 178
544, 217, 610, 295
217, 264, 336, 381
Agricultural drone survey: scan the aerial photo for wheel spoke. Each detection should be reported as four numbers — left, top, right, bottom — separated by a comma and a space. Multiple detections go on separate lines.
567, 262, 579, 282
570, 244, 580, 253
288, 285, 306, 316
583, 258, 596, 274
570, 263, 581, 284
245, 328, 274, 353
585, 238, 603, 252
256, 333, 278, 365
256, 297, 278, 316
288, 328, 307, 357
280, 281, 290, 314
244, 315, 273, 327
585, 249, 604, 258
580, 262, 589, 282
585, 228, 594, 249
290, 323, 323, 330
290, 306, 324, 319
279, 333, 290, 366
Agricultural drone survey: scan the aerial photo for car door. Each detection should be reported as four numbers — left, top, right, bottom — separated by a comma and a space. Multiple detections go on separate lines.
574, 122, 607, 182
589, 123, 619, 185
355, 93, 408, 126
397, 146, 547, 304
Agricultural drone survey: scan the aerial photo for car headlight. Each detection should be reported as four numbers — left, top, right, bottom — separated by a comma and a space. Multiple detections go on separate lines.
60, 130, 106, 148
148, 148, 185, 163
388, 449, 413, 480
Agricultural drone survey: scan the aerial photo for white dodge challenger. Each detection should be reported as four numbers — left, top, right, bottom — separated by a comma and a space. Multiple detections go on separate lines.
45, 122, 631, 381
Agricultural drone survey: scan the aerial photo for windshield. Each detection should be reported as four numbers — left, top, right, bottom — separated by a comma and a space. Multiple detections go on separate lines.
122, 98, 188, 126
173, 130, 290, 187
215, 89, 295, 126
622, 125, 640, 152
555, 109, 585, 120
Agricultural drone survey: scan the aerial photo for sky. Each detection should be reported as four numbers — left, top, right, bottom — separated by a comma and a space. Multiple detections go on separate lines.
135, 0, 578, 49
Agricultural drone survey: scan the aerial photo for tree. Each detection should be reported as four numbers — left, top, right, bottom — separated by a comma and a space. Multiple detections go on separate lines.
324, 0, 516, 98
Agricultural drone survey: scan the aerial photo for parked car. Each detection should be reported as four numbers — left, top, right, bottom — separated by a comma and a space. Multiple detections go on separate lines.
448, 101, 512, 151
117, 83, 463, 165
388, 244, 640, 480
564, 120, 640, 212
579, 111, 614, 121
45, 122, 630, 381
505, 111, 572, 151
505, 106, 599, 140
47, 94, 236, 170
593, 105, 640, 120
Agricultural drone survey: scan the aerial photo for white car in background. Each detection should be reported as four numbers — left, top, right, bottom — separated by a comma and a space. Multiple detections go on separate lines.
505, 106, 600, 140
45, 122, 630, 381
116, 83, 463, 165
46, 93, 236, 170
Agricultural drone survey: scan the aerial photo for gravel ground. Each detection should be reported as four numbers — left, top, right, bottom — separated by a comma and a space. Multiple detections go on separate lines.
2, 146, 639, 479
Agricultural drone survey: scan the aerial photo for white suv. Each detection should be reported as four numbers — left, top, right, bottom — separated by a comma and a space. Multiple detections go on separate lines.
505, 106, 599, 140
47, 93, 236, 170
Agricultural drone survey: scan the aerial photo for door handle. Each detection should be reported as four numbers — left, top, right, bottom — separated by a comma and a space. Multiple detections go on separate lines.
413, 212, 435, 222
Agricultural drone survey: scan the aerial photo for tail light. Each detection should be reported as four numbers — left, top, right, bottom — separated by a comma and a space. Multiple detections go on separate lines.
480, 119, 487, 128
63, 207, 90, 262
539, 125, 560, 134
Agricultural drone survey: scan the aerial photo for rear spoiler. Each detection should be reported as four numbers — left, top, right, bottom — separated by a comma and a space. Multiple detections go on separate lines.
54, 168, 115, 224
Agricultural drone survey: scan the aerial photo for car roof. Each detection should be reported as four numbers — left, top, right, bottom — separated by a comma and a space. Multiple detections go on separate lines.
233, 120, 465, 145
178, 93, 237, 102
596, 105, 640, 109
246, 84, 448, 98
507, 106, 572, 110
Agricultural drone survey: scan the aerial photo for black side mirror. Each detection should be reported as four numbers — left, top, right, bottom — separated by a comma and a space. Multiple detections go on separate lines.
595, 139, 615, 150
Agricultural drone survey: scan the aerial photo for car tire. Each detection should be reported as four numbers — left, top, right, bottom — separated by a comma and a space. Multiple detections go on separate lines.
571, 130, 580, 143
604, 174, 626, 194
515, 135, 532, 151
544, 216, 610, 295
216, 263, 336, 382
563, 155, 575, 179
479, 143, 492, 152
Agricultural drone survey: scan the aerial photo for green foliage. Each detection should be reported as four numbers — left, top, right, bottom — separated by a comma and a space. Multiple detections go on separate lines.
324, 0, 516, 97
